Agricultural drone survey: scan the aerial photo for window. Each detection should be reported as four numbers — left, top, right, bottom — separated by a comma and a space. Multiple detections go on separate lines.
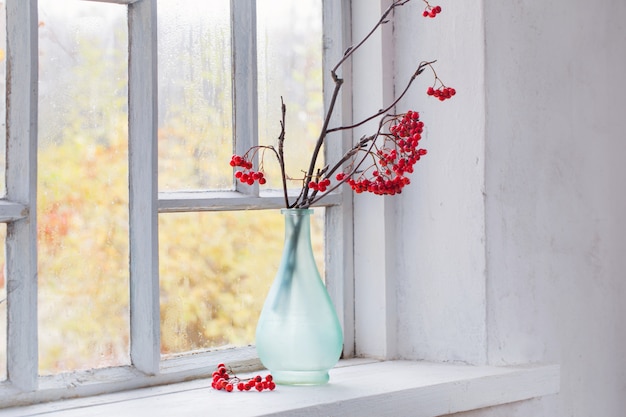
0, 0, 351, 405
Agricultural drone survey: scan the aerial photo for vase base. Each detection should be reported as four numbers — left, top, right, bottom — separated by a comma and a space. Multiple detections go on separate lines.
272, 370, 330, 385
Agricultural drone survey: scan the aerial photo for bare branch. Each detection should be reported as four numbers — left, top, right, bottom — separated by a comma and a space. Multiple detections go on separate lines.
331, 0, 411, 75
277, 97, 290, 208
326, 61, 433, 134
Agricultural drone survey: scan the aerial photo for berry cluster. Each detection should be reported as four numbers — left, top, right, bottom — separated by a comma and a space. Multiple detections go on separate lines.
211, 364, 276, 393
422, 5, 442, 18
308, 177, 331, 192
338, 111, 427, 196
230, 154, 267, 185
427, 86, 456, 101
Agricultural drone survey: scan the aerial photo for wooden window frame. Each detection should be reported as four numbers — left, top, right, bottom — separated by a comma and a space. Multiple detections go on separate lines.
0, 0, 353, 406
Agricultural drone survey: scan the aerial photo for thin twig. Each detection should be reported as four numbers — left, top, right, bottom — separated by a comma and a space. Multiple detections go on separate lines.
299, 0, 415, 208
331, 0, 411, 74
326, 61, 433, 134
277, 97, 290, 208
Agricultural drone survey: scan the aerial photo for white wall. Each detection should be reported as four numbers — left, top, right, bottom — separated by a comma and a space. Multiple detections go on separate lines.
391, 0, 626, 416
393, 0, 488, 365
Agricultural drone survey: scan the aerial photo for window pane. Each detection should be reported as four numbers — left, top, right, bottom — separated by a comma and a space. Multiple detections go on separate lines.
37, 0, 129, 375
257, 0, 323, 190
157, 0, 233, 191
0, 224, 6, 381
0, 4, 6, 196
159, 209, 325, 355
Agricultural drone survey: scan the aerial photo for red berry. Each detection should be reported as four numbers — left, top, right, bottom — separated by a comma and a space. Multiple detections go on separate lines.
225, 383, 234, 392
259, 177, 267, 185
422, 10, 429, 17
256, 382, 264, 391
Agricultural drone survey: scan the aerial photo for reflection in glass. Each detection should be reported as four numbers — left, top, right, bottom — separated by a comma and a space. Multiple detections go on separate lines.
257, 0, 324, 190
159, 208, 325, 356
37, 0, 129, 375
158, 0, 233, 191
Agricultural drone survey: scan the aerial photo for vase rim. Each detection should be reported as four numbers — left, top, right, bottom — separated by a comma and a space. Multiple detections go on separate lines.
281, 208, 313, 214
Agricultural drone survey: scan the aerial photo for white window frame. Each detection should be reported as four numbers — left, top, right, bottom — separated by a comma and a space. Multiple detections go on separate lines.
0, 0, 354, 406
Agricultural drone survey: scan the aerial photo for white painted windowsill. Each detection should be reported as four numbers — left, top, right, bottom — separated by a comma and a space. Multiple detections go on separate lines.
0, 359, 559, 417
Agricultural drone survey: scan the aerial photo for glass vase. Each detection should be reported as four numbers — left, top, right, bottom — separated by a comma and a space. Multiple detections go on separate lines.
255, 209, 343, 385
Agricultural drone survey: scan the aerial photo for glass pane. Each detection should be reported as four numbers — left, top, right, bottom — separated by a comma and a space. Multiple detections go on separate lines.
157, 0, 233, 191
257, 0, 324, 190
159, 209, 325, 356
37, 0, 129, 375
0, 4, 6, 195
0, 224, 6, 381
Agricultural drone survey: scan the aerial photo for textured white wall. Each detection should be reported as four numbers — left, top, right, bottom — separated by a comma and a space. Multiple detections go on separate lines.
392, 0, 626, 415
393, 0, 488, 365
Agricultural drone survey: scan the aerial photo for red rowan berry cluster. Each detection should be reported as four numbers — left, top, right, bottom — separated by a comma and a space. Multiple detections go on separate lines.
427, 86, 456, 101
211, 363, 276, 393
224, 0, 455, 209
337, 111, 427, 196
308, 177, 331, 192
422, 4, 442, 18
230, 154, 267, 185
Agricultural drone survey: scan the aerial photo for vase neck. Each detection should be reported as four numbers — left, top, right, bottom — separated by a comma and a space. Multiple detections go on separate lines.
282, 209, 313, 239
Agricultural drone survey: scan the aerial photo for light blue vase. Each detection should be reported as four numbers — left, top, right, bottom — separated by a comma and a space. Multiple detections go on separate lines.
255, 209, 343, 385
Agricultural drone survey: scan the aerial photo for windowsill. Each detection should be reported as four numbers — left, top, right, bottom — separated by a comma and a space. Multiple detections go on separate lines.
0, 359, 559, 417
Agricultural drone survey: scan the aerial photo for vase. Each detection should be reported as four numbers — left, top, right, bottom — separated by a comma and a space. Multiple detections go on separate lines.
255, 208, 343, 385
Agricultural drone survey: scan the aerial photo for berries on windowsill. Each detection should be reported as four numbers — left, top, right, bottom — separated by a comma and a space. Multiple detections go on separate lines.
211, 364, 276, 393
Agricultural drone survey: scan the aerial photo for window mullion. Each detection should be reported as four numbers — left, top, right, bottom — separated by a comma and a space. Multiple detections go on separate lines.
231, 0, 259, 196
128, 0, 160, 375
5, 0, 39, 391
322, 0, 355, 358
